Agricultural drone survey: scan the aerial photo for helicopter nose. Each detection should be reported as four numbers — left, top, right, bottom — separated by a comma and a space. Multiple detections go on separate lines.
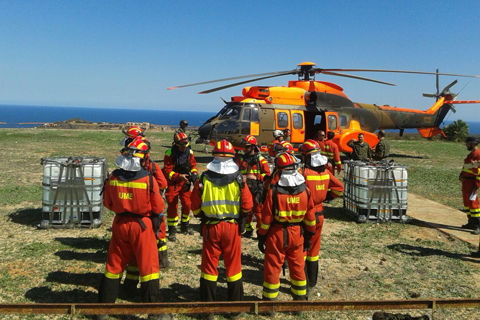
199, 122, 212, 138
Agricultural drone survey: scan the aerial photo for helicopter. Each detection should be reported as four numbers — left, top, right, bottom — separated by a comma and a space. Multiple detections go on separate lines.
168, 62, 480, 154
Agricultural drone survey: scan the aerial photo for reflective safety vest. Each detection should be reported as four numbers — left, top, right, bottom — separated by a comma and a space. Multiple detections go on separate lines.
200, 171, 243, 220
271, 184, 313, 225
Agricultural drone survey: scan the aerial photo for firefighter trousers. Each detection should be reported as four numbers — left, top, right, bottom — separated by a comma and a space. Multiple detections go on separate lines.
263, 224, 307, 300
98, 216, 161, 303
245, 202, 263, 232
165, 186, 191, 227
462, 179, 480, 218
305, 212, 324, 288
200, 221, 243, 302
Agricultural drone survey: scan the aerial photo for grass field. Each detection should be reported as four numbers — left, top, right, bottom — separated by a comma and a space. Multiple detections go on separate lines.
0, 129, 479, 320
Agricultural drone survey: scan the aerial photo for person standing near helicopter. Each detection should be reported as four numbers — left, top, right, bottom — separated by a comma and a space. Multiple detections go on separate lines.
236, 135, 271, 237
268, 130, 285, 157
163, 132, 199, 241
174, 120, 189, 136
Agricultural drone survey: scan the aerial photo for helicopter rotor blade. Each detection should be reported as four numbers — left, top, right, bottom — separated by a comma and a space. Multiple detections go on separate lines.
423, 93, 437, 98
442, 79, 458, 94
321, 71, 396, 86
316, 68, 480, 78
198, 71, 295, 94
436, 69, 439, 95
168, 69, 296, 90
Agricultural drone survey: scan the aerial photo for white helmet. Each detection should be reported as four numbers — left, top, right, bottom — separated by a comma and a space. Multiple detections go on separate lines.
273, 130, 284, 138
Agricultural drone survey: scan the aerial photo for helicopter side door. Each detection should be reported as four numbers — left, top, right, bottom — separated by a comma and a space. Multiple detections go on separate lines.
290, 110, 305, 143
325, 112, 339, 133
274, 109, 305, 143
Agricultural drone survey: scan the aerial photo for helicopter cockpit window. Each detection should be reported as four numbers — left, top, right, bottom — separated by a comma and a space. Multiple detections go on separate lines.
252, 108, 259, 122
339, 115, 347, 128
277, 112, 288, 128
327, 115, 337, 130
221, 106, 241, 120
243, 108, 251, 121
293, 113, 303, 129
360, 117, 365, 127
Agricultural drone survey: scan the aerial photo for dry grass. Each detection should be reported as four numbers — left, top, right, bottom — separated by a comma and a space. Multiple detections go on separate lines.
0, 128, 479, 320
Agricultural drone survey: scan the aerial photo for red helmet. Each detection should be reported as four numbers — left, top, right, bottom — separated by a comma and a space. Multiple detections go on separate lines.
300, 139, 320, 155
241, 135, 257, 146
127, 138, 150, 159
275, 153, 297, 170
279, 141, 294, 154
212, 140, 235, 157
174, 132, 189, 146
124, 126, 145, 138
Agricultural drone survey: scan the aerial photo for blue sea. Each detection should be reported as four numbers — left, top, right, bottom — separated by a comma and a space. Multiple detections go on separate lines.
0, 105, 216, 128
1, 104, 480, 134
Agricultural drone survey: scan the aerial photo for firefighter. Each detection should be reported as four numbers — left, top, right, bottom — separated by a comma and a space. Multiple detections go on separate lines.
191, 140, 253, 317
316, 130, 342, 175
258, 153, 316, 303
236, 135, 271, 237
283, 128, 291, 142
120, 125, 146, 148
122, 138, 173, 293
459, 136, 480, 235
163, 132, 198, 241
174, 120, 189, 137
268, 130, 285, 157
299, 139, 344, 293
98, 142, 166, 318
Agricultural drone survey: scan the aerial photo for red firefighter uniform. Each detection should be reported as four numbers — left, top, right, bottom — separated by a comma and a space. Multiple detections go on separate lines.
268, 139, 282, 157
259, 184, 316, 301
163, 146, 198, 228
317, 139, 342, 174
191, 170, 253, 302
236, 153, 270, 232
99, 168, 164, 303
125, 160, 170, 285
460, 149, 480, 220
301, 166, 344, 288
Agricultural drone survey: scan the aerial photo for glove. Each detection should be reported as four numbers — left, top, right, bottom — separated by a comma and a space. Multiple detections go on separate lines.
258, 234, 267, 254
191, 173, 198, 186
150, 213, 163, 238
303, 231, 315, 252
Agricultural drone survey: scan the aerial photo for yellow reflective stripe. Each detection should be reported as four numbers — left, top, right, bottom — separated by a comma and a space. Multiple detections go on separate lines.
263, 281, 280, 289
291, 279, 307, 286
306, 255, 319, 262
470, 208, 480, 212
306, 175, 329, 181
191, 168, 198, 174
125, 274, 139, 280
104, 269, 122, 279
276, 210, 307, 217
227, 272, 242, 282
109, 180, 147, 189
471, 213, 480, 217
140, 272, 159, 282
263, 291, 279, 299
169, 171, 176, 179
201, 272, 218, 282
462, 169, 475, 174
277, 217, 304, 223
335, 161, 341, 165
304, 219, 316, 226
259, 223, 270, 232
158, 245, 167, 252
291, 287, 306, 296
193, 209, 202, 215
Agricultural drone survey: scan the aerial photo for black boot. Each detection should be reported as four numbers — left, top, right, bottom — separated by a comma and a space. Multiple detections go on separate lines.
471, 217, 480, 235
200, 278, 217, 319
159, 249, 175, 269
291, 293, 307, 315
461, 216, 475, 229
180, 222, 194, 235
168, 227, 177, 241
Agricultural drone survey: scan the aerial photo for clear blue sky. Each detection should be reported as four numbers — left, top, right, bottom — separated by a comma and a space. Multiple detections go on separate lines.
1, 0, 479, 122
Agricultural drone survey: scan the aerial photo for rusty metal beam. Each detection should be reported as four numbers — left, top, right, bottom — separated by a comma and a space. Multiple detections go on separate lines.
0, 298, 479, 316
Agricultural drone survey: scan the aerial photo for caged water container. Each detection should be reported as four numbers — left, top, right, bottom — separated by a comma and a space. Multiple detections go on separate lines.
343, 160, 408, 223
40, 156, 108, 228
